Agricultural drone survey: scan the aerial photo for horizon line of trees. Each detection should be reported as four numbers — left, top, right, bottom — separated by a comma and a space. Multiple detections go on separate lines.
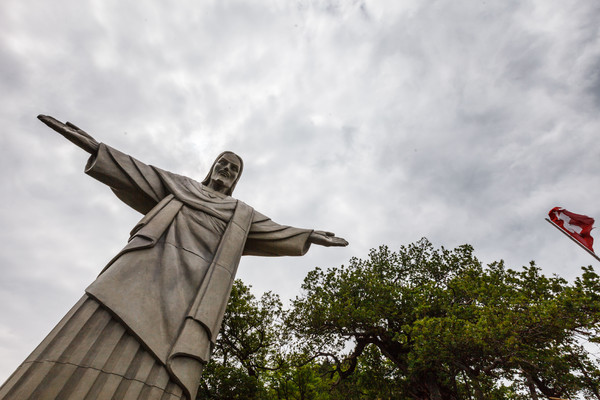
198, 239, 600, 400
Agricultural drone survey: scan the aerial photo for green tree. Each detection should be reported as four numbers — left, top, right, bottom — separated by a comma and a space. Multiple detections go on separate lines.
266, 361, 331, 400
288, 239, 600, 399
198, 279, 284, 399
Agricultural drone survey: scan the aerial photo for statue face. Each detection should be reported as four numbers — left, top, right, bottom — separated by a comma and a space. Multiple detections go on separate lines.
210, 153, 241, 191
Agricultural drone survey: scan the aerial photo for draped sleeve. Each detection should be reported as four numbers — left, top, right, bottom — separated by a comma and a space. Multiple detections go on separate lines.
243, 209, 313, 256
84, 143, 169, 214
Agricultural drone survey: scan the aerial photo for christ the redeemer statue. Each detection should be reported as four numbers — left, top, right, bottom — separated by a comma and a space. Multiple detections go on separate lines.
0, 116, 348, 400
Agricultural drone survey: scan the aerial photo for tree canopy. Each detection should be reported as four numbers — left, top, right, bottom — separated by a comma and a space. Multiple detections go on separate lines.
200, 239, 600, 400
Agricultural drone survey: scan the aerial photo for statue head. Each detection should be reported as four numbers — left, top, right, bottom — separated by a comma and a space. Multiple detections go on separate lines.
201, 151, 244, 195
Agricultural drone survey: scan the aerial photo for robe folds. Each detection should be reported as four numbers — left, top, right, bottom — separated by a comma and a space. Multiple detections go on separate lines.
63, 144, 311, 399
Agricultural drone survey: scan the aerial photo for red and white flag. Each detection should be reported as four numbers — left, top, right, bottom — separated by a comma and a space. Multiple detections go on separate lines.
548, 207, 595, 253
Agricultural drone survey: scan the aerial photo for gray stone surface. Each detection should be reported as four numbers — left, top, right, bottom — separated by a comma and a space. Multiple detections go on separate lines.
0, 115, 348, 400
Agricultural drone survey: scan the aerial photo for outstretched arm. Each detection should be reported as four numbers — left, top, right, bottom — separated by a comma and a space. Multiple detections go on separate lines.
38, 114, 170, 214
309, 230, 348, 247
244, 211, 348, 256
38, 115, 99, 154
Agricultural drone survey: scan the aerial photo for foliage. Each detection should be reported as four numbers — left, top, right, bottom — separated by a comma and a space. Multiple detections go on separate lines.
199, 241, 600, 399
288, 239, 600, 399
198, 279, 283, 399
199, 362, 265, 400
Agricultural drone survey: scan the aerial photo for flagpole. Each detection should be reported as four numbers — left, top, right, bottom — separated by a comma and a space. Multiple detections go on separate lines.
545, 218, 600, 262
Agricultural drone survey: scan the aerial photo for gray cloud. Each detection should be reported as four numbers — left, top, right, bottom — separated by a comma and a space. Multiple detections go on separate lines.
1, 0, 600, 381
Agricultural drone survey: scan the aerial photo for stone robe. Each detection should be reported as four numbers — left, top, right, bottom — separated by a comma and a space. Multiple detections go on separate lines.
82, 144, 312, 399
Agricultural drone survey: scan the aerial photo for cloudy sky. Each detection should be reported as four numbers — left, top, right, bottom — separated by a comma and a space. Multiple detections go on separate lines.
1, 0, 600, 381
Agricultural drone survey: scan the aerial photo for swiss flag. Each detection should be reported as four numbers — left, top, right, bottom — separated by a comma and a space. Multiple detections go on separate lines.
548, 207, 595, 252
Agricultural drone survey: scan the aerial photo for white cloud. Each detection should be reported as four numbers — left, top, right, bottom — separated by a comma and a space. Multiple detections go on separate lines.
1, 0, 600, 382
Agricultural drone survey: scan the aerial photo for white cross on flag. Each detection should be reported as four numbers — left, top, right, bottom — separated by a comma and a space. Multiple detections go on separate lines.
548, 207, 595, 253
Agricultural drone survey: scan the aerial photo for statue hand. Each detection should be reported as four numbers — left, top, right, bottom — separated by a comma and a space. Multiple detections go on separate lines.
38, 115, 99, 154
309, 230, 349, 247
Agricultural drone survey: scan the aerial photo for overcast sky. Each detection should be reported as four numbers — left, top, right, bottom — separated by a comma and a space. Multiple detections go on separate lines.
1, 0, 600, 381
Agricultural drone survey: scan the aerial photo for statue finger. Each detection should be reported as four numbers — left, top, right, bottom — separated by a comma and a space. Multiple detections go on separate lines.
38, 115, 74, 135
66, 121, 95, 140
